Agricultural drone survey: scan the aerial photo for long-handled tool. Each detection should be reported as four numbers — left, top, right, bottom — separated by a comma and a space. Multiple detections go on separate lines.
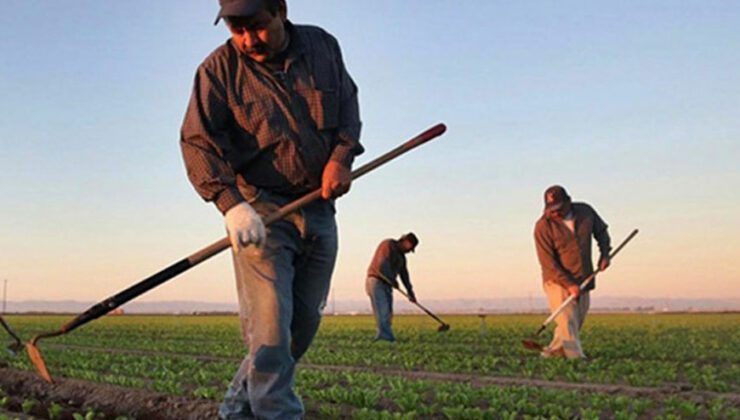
377, 275, 450, 332
25, 123, 447, 383
522, 228, 639, 351
1, 315, 23, 355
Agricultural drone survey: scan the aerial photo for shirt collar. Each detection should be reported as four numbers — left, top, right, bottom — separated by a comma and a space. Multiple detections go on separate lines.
283, 21, 305, 66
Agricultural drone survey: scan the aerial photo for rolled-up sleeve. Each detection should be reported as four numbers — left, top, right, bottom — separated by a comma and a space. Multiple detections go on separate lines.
328, 37, 363, 168
180, 65, 244, 215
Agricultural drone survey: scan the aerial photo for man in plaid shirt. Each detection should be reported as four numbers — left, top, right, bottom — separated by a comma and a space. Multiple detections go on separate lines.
534, 185, 611, 359
180, 0, 363, 417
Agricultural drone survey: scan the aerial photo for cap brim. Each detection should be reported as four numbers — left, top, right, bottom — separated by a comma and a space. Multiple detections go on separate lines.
214, 0, 266, 25
545, 201, 565, 211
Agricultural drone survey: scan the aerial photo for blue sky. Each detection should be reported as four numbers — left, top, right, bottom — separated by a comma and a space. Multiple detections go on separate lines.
1, 1, 739, 304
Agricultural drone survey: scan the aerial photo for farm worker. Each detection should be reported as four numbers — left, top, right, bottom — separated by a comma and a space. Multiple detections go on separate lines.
180, 0, 363, 417
534, 186, 611, 359
366, 233, 419, 342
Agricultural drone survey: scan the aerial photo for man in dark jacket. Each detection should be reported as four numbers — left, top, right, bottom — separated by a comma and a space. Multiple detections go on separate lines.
534, 185, 611, 358
366, 233, 419, 341
180, 0, 363, 417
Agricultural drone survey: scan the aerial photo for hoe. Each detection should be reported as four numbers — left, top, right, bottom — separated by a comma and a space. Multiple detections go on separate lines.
377, 275, 451, 332
24, 123, 448, 383
522, 228, 639, 352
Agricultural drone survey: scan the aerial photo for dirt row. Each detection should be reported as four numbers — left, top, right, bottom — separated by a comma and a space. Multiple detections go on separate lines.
0, 407, 34, 419
42, 343, 740, 404
0, 367, 349, 420
0, 368, 218, 420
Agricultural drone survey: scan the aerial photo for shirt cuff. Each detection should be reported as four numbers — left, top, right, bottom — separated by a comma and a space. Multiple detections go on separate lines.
330, 144, 357, 168
214, 187, 245, 215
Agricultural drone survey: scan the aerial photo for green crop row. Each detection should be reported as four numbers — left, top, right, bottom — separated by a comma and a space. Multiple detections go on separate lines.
3, 357, 738, 419
7, 314, 737, 364
3, 314, 737, 393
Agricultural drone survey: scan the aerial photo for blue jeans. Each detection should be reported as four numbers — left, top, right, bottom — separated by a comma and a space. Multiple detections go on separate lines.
219, 192, 337, 420
366, 277, 395, 342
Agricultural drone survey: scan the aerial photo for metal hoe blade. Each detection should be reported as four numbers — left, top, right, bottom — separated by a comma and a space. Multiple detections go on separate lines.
521, 339, 544, 351
437, 323, 451, 332
26, 341, 54, 384
521, 325, 547, 352
6, 341, 23, 356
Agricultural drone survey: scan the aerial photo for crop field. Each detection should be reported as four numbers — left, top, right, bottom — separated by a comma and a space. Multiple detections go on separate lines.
0, 313, 738, 419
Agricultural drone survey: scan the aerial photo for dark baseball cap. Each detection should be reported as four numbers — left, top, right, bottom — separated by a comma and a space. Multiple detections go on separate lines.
214, 0, 266, 25
544, 185, 571, 211
400, 232, 419, 252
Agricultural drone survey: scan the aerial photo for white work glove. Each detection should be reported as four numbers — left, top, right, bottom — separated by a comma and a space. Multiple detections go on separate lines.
224, 202, 266, 251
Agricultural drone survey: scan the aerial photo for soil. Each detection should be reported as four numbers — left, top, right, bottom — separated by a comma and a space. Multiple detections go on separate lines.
0, 367, 351, 420
0, 368, 218, 420
0, 407, 35, 419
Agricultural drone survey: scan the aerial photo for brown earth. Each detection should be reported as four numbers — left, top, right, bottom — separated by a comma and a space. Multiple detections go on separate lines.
0, 408, 36, 419
0, 368, 218, 420
0, 367, 353, 420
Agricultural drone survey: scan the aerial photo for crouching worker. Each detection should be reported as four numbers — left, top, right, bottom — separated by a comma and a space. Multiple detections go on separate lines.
534, 185, 611, 359
365, 233, 419, 342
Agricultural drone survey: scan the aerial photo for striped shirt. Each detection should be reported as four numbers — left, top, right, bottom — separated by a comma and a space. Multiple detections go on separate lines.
181, 21, 363, 214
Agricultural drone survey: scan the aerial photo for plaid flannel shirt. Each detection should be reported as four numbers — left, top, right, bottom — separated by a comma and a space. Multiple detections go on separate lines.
367, 239, 413, 294
534, 202, 611, 290
181, 22, 363, 214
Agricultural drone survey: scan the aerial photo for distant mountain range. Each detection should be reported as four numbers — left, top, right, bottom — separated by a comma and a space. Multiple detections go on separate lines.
3, 296, 739, 314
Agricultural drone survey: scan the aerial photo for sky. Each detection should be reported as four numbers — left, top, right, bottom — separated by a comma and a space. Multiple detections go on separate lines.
1, 0, 739, 307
